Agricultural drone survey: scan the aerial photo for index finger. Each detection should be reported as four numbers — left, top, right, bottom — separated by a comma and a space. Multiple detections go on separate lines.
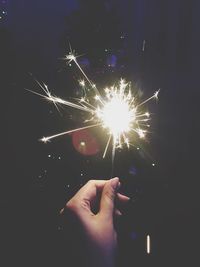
60, 180, 108, 216
63, 180, 108, 216
75, 179, 108, 203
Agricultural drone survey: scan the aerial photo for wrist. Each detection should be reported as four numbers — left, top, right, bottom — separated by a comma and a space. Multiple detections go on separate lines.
86, 240, 116, 267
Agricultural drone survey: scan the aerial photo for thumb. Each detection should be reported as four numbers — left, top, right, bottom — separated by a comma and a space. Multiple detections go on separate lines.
99, 177, 120, 221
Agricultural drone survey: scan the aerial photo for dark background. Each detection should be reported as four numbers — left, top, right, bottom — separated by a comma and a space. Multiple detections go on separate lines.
1, 0, 199, 266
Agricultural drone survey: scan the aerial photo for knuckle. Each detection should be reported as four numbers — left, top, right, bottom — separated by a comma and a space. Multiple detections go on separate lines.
87, 179, 95, 185
105, 189, 114, 201
80, 198, 90, 211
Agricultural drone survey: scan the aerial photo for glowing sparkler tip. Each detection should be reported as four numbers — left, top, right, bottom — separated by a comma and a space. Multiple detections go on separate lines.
79, 80, 85, 87
154, 89, 160, 99
65, 52, 77, 63
145, 112, 150, 117
98, 90, 136, 137
120, 78, 126, 85
40, 137, 49, 143
137, 129, 146, 139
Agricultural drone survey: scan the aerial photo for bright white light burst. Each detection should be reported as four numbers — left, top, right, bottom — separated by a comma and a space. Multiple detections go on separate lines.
29, 50, 159, 158
96, 81, 136, 147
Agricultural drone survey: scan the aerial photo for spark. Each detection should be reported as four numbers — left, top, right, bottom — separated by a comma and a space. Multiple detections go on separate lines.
30, 50, 159, 158
137, 89, 160, 107
79, 79, 85, 87
40, 124, 101, 143
64, 45, 99, 94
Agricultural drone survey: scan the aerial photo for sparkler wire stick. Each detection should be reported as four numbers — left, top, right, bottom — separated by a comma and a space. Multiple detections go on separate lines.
103, 134, 112, 159
111, 142, 116, 178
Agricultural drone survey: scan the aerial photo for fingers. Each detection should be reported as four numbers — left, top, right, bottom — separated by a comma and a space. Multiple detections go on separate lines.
99, 177, 120, 221
63, 180, 108, 218
60, 178, 130, 220
115, 208, 122, 217
59, 193, 129, 216
113, 193, 130, 218
117, 193, 130, 203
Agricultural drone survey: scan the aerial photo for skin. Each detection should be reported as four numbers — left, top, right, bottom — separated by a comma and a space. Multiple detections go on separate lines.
60, 178, 129, 267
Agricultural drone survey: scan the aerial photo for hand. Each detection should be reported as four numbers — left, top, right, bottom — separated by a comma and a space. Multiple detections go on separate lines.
60, 178, 129, 267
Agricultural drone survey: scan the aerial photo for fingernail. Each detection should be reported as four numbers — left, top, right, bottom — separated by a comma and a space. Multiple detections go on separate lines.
123, 195, 130, 201
116, 210, 122, 216
111, 177, 119, 190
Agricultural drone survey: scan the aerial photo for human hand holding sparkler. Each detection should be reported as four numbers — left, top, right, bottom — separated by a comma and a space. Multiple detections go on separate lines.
60, 178, 130, 267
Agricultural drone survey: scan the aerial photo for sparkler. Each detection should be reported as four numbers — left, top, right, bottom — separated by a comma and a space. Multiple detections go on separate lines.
29, 49, 159, 161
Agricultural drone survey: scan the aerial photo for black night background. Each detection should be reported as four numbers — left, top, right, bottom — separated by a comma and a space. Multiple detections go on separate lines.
1, 1, 199, 266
